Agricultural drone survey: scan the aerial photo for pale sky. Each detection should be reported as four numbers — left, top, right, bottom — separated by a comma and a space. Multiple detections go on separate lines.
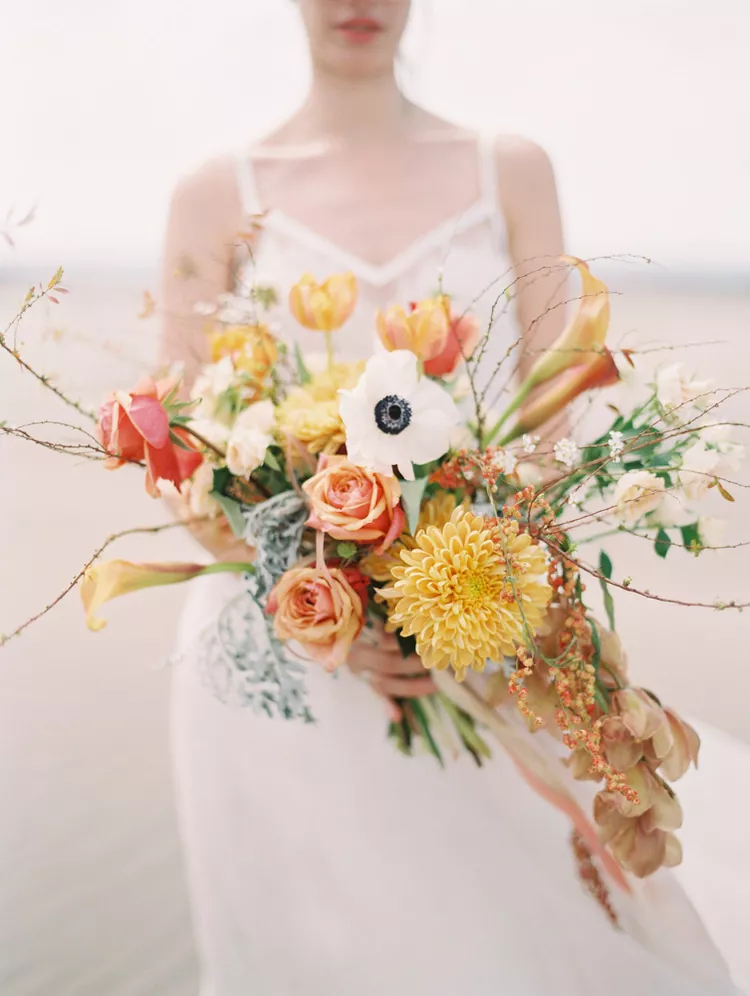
2, 0, 749, 271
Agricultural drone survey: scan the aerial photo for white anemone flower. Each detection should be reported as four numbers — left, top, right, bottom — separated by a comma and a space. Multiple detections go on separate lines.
339, 350, 460, 480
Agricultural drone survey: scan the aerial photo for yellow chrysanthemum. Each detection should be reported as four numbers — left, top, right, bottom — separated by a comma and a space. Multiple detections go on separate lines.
276, 360, 365, 455
382, 507, 551, 680
363, 491, 462, 582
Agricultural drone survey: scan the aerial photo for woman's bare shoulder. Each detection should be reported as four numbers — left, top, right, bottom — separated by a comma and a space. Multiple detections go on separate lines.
169, 153, 242, 229
492, 134, 559, 225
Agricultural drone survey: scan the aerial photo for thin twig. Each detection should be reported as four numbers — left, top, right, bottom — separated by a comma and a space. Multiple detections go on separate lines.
0, 516, 209, 647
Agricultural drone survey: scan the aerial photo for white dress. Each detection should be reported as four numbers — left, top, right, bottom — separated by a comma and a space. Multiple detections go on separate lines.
170, 138, 746, 996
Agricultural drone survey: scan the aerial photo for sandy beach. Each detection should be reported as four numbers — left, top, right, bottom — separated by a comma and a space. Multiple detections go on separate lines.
1, 270, 748, 993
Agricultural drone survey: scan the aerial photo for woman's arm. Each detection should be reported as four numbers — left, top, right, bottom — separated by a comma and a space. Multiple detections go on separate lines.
159, 156, 253, 561
159, 155, 242, 383
496, 137, 570, 439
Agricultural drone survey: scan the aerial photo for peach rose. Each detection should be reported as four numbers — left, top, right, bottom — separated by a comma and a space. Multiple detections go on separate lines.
302, 455, 406, 553
266, 564, 368, 671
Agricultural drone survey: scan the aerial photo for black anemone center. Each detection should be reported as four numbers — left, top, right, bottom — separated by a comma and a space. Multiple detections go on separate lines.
374, 394, 412, 435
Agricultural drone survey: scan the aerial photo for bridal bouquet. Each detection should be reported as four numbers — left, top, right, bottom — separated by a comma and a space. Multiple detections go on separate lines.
3, 256, 746, 895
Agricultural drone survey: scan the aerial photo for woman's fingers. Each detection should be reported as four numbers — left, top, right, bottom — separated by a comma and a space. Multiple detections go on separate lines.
371, 675, 436, 699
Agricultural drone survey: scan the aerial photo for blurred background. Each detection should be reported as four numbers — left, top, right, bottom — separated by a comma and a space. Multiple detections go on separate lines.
1, 1, 749, 993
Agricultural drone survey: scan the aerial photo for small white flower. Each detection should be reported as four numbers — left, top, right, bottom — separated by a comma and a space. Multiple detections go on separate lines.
567, 488, 584, 510
613, 470, 666, 525
678, 435, 744, 502
192, 357, 236, 400
339, 350, 460, 480
225, 401, 276, 477
608, 430, 625, 463
185, 462, 221, 518
189, 418, 231, 451
522, 433, 540, 454
697, 515, 726, 549
491, 448, 517, 476
656, 363, 715, 417
553, 437, 580, 468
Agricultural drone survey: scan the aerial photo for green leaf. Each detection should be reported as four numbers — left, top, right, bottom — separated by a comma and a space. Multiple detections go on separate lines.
400, 477, 429, 535
169, 430, 196, 452
717, 481, 735, 502
336, 541, 358, 560
598, 549, 616, 631
293, 343, 312, 385
408, 699, 444, 768
396, 631, 417, 659
47, 265, 63, 290
209, 491, 247, 538
264, 448, 282, 472
589, 618, 602, 674
680, 522, 703, 556
654, 528, 671, 559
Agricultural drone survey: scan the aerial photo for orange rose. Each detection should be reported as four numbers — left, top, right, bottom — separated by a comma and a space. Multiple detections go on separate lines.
302, 455, 406, 553
266, 564, 368, 671
97, 376, 202, 496
424, 307, 481, 377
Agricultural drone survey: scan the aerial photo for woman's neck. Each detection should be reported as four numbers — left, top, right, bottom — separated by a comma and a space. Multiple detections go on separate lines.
294, 66, 415, 145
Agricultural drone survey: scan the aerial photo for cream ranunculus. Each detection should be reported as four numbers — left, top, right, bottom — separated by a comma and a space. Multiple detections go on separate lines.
613, 470, 666, 525
678, 431, 744, 501
185, 461, 222, 518
225, 400, 275, 477
656, 363, 715, 417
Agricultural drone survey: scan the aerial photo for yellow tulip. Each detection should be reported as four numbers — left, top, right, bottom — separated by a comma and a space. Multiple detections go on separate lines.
288, 272, 358, 333
375, 297, 450, 362
81, 559, 252, 631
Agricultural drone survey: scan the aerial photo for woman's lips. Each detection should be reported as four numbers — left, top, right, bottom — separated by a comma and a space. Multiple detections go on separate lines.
335, 17, 383, 45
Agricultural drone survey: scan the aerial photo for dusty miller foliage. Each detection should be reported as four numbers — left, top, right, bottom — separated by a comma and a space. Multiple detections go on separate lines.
195, 492, 314, 722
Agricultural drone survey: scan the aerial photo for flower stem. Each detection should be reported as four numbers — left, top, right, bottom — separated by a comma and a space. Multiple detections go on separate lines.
485, 379, 533, 445
324, 331, 334, 372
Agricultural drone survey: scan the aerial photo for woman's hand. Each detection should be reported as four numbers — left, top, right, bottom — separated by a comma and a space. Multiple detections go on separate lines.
164, 492, 255, 564
347, 622, 435, 720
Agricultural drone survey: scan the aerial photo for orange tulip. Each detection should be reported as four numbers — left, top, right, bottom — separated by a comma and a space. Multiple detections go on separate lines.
500, 349, 619, 443
81, 559, 251, 631
424, 307, 481, 377
289, 272, 358, 333
376, 297, 450, 362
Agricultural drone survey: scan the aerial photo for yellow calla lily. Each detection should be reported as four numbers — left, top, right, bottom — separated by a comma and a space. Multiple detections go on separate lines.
81, 559, 252, 631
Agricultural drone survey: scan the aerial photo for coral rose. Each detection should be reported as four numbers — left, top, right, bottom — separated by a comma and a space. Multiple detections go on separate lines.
302, 455, 406, 554
97, 376, 202, 496
266, 564, 368, 671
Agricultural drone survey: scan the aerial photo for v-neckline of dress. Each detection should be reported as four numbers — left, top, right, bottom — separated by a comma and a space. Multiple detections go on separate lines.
261, 200, 493, 288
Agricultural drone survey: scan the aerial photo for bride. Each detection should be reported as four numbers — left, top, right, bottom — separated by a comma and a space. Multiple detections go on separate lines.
160, 2, 745, 993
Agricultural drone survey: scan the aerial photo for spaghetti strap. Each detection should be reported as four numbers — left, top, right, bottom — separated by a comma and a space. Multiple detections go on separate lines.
477, 132, 506, 251
235, 149, 262, 217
